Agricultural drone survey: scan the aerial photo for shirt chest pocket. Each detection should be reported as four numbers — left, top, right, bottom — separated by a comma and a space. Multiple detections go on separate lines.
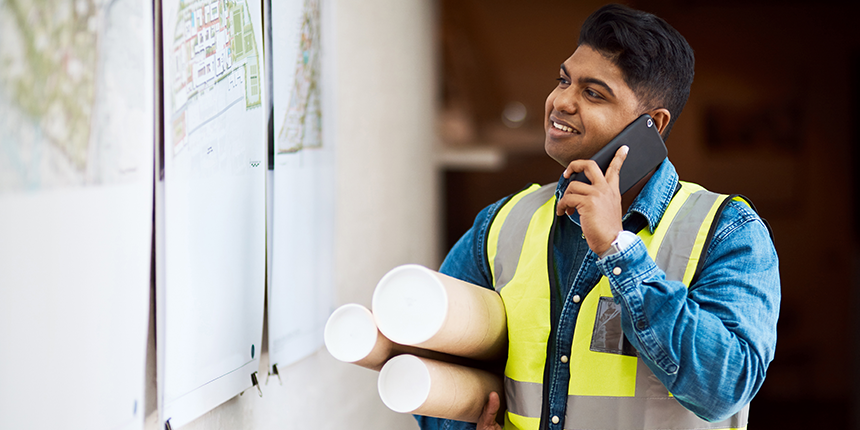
590, 296, 638, 357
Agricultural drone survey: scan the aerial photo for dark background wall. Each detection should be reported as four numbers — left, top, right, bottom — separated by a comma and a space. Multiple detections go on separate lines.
437, 1, 860, 427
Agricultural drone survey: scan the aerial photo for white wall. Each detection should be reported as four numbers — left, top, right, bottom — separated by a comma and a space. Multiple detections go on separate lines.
144, 0, 438, 428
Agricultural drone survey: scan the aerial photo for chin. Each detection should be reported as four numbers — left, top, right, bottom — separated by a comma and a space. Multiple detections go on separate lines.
544, 142, 568, 167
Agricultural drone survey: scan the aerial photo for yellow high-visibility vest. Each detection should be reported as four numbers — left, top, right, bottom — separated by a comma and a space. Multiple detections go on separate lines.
487, 181, 749, 430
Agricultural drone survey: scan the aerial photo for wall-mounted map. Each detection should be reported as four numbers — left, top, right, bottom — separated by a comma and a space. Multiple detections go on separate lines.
276, 0, 321, 154
0, 0, 150, 191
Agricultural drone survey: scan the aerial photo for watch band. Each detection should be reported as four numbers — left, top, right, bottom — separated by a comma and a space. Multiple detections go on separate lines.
600, 230, 637, 259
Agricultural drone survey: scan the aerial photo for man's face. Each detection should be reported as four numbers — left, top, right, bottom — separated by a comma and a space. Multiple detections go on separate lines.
544, 45, 643, 166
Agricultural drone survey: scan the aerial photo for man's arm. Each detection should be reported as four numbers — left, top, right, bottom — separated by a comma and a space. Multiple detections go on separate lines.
557, 148, 779, 421
596, 200, 780, 421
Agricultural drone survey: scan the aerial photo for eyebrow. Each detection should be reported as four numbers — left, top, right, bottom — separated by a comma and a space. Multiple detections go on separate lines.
560, 64, 616, 98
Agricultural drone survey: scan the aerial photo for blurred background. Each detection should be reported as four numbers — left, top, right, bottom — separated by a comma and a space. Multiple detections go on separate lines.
436, 0, 860, 428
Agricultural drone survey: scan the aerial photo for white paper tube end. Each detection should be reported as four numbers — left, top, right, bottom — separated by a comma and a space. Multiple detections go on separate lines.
324, 304, 379, 363
372, 264, 448, 346
378, 354, 431, 413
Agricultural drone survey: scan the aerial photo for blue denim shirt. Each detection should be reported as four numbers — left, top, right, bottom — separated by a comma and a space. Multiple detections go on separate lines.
416, 159, 780, 430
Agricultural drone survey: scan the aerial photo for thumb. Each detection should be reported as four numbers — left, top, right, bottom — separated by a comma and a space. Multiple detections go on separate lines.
478, 391, 502, 430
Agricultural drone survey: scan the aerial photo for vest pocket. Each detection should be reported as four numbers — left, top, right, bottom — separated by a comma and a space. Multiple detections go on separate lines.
590, 296, 638, 357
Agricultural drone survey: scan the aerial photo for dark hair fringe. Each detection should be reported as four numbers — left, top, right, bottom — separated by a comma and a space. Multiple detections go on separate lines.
579, 4, 695, 140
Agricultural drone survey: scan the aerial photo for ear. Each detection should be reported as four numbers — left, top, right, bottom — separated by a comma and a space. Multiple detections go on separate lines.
648, 108, 671, 137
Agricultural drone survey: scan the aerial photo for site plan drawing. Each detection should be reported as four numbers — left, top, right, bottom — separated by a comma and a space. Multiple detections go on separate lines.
159, 0, 266, 427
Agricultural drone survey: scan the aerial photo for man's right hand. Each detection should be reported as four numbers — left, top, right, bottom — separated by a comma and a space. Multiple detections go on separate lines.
477, 392, 503, 430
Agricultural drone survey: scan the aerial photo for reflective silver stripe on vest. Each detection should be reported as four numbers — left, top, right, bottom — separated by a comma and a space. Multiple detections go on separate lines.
654, 190, 720, 281
493, 184, 556, 292
506, 375, 749, 430
505, 376, 543, 420
565, 391, 749, 430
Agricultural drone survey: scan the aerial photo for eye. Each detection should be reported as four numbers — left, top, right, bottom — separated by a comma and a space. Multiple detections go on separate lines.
556, 77, 570, 86
584, 88, 604, 100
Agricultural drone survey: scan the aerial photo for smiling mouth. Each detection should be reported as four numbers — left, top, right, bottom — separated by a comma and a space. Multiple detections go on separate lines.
552, 121, 579, 134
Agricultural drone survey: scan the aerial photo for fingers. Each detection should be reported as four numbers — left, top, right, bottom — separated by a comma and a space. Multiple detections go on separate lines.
557, 146, 629, 216
563, 145, 629, 183
556, 181, 590, 216
478, 392, 502, 430
563, 159, 603, 182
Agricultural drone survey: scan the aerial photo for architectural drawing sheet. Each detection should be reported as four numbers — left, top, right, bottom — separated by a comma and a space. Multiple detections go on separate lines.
0, 0, 153, 429
269, 0, 335, 369
158, 0, 266, 426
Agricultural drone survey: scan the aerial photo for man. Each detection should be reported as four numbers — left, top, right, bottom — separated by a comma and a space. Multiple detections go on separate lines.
417, 4, 779, 430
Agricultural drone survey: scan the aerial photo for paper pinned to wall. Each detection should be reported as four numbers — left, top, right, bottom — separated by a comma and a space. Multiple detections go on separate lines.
0, 0, 153, 428
268, 0, 335, 370
158, 0, 266, 426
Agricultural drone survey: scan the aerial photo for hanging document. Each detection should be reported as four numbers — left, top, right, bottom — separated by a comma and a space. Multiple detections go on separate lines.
158, 0, 266, 427
269, 0, 335, 370
0, 0, 154, 429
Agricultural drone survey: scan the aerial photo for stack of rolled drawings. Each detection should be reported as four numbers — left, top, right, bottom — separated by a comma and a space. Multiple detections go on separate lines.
324, 264, 507, 423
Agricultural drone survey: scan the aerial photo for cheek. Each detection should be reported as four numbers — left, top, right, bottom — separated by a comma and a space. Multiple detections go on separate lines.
544, 90, 558, 118
584, 110, 617, 139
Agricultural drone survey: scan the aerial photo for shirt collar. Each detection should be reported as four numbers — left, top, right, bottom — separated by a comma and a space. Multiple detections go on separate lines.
554, 158, 679, 234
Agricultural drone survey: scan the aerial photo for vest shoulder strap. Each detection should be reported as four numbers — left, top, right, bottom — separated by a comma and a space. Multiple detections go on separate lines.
486, 183, 555, 291
688, 189, 763, 285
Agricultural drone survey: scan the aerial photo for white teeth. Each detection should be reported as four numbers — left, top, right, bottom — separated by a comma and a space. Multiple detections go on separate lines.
553, 121, 576, 133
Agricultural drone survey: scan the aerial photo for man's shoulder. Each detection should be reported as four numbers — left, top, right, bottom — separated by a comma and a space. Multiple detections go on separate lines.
712, 197, 772, 243
676, 181, 765, 227
669, 182, 774, 253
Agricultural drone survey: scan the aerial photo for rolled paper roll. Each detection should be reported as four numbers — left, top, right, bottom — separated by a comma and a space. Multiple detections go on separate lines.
377, 354, 504, 423
324, 303, 476, 371
324, 303, 398, 371
372, 264, 506, 360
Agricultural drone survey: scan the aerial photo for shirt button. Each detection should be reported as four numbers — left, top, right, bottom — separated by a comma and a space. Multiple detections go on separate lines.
668, 364, 679, 373
572, 294, 581, 303
581, 233, 585, 239
612, 267, 622, 275
560, 355, 569, 363
636, 320, 647, 330
552, 416, 560, 424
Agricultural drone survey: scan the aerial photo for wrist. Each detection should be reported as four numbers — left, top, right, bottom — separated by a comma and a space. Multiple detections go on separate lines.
600, 230, 637, 259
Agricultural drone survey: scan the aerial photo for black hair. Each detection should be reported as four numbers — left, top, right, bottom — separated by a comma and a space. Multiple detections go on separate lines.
579, 4, 694, 139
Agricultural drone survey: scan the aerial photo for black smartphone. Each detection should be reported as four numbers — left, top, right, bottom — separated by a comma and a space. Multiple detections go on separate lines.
563, 114, 667, 195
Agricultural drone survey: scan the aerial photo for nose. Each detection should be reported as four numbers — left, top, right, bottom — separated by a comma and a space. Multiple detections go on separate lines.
552, 86, 578, 115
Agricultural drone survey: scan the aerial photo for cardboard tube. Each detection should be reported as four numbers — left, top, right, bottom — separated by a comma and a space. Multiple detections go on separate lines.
324, 303, 483, 371
324, 304, 396, 370
372, 264, 506, 360
377, 354, 504, 423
